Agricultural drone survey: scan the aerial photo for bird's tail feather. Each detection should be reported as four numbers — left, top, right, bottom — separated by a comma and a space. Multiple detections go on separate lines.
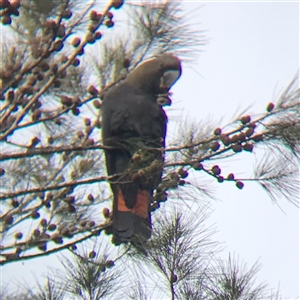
112, 188, 151, 244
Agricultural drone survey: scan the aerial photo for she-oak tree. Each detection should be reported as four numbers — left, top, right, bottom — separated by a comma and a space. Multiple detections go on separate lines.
0, 0, 299, 299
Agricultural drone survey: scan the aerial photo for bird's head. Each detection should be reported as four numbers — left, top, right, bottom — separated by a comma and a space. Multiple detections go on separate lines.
126, 53, 182, 98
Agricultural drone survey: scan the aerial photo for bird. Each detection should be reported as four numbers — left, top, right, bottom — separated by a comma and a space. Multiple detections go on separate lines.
101, 53, 182, 246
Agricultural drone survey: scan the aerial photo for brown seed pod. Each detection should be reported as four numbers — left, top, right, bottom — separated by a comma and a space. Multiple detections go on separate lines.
77, 46, 85, 55
71, 37, 81, 47
191, 162, 203, 171
245, 127, 255, 137
220, 134, 231, 146
40, 219, 47, 227
36, 72, 44, 81
243, 142, 254, 152
79, 220, 87, 227
94, 31, 102, 40
93, 99, 102, 109
236, 181, 244, 190
31, 211, 40, 219
61, 9, 72, 19
89, 10, 99, 21
6, 90, 14, 102
217, 176, 224, 183
70, 170, 76, 180
50, 63, 58, 73
53, 40, 63, 51
88, 220, 95, 228
72, 107, 80, 116
7, 4, 20, 16
46, 192, 53, 201
30, 136, 40, 147
52, 235, 63, 244
72, 58, 80, 67
249, 122, 257, 129
60, 55, 68, 64
0, 70, 12, 81
15, 232, 23, 239
11, 199, 19, 207
67, 205, 76, 213
123, 58, 130, 69
230, 134, 240, 143
61, 95, 73, 106
103, 207, 110, 218
94, 119, 101, 128
88, 22, 98, 33
238, 132, 246, 142
48, 224, 57, 231
105, 19, 114, 28
214, 127, 222, 135
106, 260, 114, 268
61, 228, 70, 237
107, 11, 113, 19
15, 247, 22, 254
232, 143, 243, 153
65, 195, 75, 204
31, 109, 41, 121
87, 194, 94, 202
54, 80, 61, 87
39, 61, 49, 72
86, 32, 96, 44
111, 0, 124, 9
41, 233, 51, 240
19, 85, 34, 95
88, 85, 99, 96
4, 215, 13, 224
266, 102, 275, 112
240, 115, 251, 124
178, 168, 188, 179
211, 165, 221, 175
170, 273, 178, 283
27, 75, 37, 86
85, 138, 95, 146
70, 244, 77, 251
54, 118, 62, 125
156, 191, 168, 202
210, 141, 220, 151
84, 118, 91, 126
178, 179, 186, 186
47, 136, 54, 144
227, 173, 235, 180
72, 96, 81, 106
89, 251, 96, 259
0, 0, 10, 9
77, 130, 84, 138
38, 244, 47, 252
252, 134, 263, 142
0, 167, 5, 176
1, 15, 12, 25
11, 0, 21, 9
33, 229, 40, 237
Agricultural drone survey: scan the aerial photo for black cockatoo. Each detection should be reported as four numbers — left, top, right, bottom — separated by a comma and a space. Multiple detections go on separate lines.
101, 53, 181, 245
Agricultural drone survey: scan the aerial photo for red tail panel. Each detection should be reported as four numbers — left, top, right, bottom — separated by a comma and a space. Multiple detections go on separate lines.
117, 188, 149, 218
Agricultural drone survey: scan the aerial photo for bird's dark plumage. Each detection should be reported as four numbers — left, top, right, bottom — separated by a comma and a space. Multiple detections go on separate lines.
101, 54, 181, 245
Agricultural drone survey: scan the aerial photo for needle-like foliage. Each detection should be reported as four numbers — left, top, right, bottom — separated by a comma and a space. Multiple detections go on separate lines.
0, 0, 298, 298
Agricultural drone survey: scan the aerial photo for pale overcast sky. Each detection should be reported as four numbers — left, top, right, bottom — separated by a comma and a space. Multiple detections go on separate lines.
172, 1, 299, 298
2, 1, 299, 299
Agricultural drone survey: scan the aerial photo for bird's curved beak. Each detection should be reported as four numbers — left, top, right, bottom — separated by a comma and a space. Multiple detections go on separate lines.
159, 70, 181, 92
157, 70, 180, 107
